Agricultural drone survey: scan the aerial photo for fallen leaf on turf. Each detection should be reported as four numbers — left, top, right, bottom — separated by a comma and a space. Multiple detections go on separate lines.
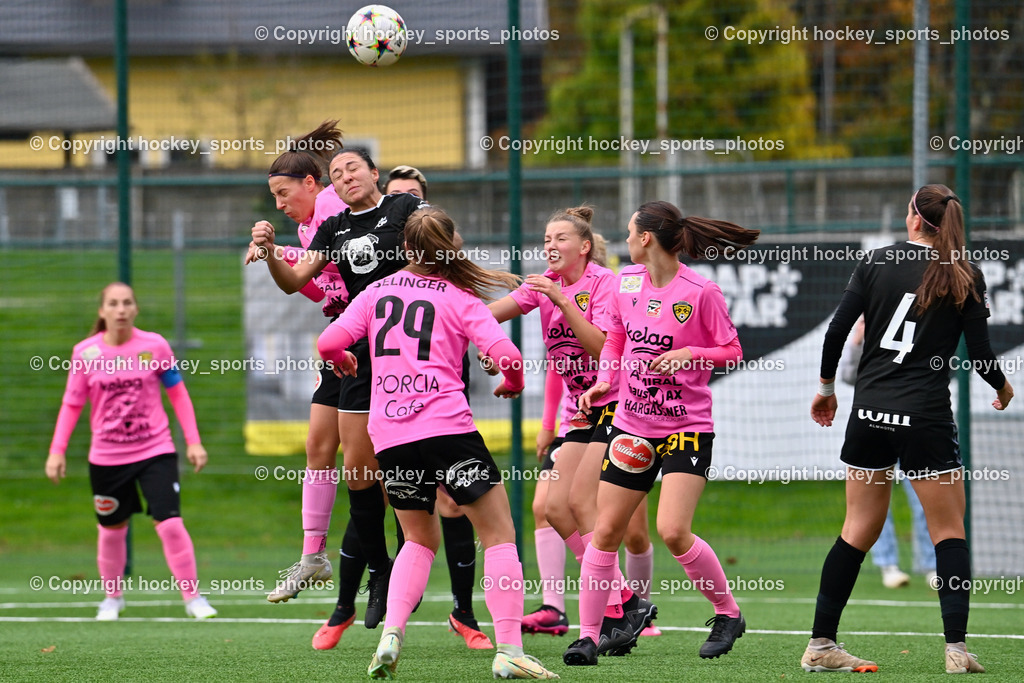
41, 645, 56, 653
901, 650, 909, 654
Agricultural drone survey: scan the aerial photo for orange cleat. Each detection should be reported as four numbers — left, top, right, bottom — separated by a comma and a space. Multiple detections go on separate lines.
449, 611, 494, 650
312, 613, 355, 650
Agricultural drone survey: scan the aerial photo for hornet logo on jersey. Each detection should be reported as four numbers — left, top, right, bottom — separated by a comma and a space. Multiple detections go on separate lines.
673, 301, 693, 324
342, 234, 380, 274
575, 291, 590, 312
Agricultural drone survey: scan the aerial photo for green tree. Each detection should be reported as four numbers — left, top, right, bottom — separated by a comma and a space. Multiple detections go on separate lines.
531, 0, 842, 164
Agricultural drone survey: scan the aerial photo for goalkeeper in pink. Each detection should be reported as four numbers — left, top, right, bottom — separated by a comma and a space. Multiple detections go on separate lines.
45, 282, 216, 621
563, 200, 759, 666
318, 206, 558, 680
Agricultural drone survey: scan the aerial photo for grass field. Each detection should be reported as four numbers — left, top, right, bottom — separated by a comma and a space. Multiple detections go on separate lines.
2, 248, 1022, 680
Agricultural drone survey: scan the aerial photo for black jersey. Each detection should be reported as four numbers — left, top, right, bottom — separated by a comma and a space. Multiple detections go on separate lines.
308, 192, 428, 301
848, 242, 989, 418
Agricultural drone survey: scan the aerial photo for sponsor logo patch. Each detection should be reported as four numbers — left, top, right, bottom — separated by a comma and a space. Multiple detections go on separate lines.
620, 275, 643, 293
608, 434, 656, 474
646, 299, 662, 317
93, 495, 119, 516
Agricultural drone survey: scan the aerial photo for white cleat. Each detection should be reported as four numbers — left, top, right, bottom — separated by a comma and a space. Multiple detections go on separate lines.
881, 565, 910, 589
369, 626, 404, 679
266, 551, 333, 603
96, 595, 125, 621
946, 642, 985, 674
492, 651, 560, 679
185, 595, 218, 619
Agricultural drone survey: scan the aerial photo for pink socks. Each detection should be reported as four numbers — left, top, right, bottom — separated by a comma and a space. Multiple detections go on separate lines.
97, 524, 128, 597
302, 468, 338, 555
535, 526, 566, 611
674, 535, 739, 617
155, 517, 200, 601
627, 543, 654, 600
565, 530, 586, 565
484, 543, 525, 648
578, 544, 618, 641
383, 541, 435, 631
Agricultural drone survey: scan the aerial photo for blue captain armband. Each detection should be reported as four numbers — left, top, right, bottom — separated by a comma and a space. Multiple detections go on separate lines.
160, 367, 184, 388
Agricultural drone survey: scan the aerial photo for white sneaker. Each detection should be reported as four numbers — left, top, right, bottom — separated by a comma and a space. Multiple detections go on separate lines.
96, 595, 125, 621
267, 551, 333, 603
881, 565, 910, 589
946, 642, 985, 674
924, 570, 939, 590
185, 595, 218, 619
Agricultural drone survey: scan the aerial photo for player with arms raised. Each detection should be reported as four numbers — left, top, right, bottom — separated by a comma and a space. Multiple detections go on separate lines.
318, 206, 559, 680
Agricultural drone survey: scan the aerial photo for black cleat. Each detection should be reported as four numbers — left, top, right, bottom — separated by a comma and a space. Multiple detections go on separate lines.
623, 594, 658, 636
597, 614, 637, 656
597, 594, 658, 656
699, 613, 745, 659
363, 560, 392, 629
563, 636, 599, 666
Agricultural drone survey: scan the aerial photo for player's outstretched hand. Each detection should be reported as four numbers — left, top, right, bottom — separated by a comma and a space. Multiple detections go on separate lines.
993, 381, 1014, 411
45, 452, 66, 485
186, 443, 208, 473
578, 381, 610, 414
811, 393, 837, 427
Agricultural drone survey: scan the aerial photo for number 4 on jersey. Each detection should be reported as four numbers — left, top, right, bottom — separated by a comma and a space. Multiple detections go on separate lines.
880, 293, 917, 364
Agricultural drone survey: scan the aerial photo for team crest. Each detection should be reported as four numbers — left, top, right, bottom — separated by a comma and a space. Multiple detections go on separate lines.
646, 299, 662, 317
138, 351, 153, 363
673, 301, 693, 324
82, 344, 101, 361
575, 291, 590, 312
620, 275, 643, 293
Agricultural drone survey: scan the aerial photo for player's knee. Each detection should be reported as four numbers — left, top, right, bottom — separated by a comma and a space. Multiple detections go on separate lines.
531, 495, 547, 524
305, 433, 339, 468
657, 522, 692, 554
624, 530, 650, 554
568, 495, 590, 527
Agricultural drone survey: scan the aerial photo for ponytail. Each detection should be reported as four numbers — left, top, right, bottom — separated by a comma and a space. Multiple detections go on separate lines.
912, 184, 976, 312
404, 207, 520, 298
268, 119, 343, 180
634, 200, 760, 259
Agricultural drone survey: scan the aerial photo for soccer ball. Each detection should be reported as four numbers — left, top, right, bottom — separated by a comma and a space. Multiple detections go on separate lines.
346, 5, 408, 67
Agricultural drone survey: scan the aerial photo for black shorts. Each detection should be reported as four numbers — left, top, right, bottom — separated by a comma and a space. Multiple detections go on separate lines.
89, 453, 182, 526
376, 431, 502, 511
840, 409, 961, 478
311, 364, 341, 407
541, 437, 564, 471
338, 340, 371, 412
600, 427, 714, 492
563, 401, 618, 445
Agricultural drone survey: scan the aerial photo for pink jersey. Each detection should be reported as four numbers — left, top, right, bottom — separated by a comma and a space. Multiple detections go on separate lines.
60, 329, 181, 466
282, 184, 349, 316
323, 271, 513, 452
510, 261, 618, 411
603, 263, 738, 437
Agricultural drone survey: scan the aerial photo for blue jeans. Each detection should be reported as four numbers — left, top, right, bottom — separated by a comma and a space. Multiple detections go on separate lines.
870, 479, 936, 572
